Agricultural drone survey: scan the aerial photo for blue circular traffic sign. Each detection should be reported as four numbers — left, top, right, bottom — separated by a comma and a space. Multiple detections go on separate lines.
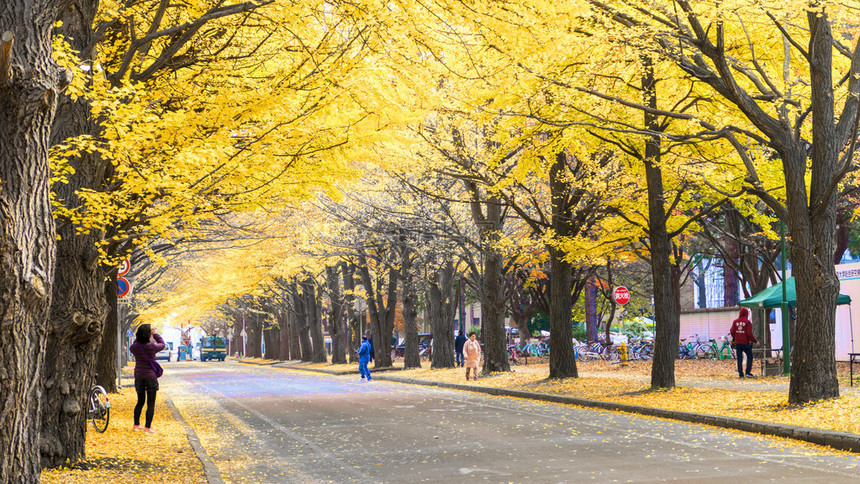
117, 277, 131, 298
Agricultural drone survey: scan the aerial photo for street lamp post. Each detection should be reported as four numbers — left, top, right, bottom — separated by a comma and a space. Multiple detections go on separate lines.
781, 221, 791, 375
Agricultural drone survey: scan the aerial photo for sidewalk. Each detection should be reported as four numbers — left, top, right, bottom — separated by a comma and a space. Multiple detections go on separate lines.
258, 358, 860, 454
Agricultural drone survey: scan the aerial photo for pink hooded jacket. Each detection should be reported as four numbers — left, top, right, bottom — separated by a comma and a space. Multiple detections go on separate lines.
464, 338, 481, 367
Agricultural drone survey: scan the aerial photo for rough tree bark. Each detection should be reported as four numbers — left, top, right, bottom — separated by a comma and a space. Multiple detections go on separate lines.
468, 191, 509, 374
95, 274, 118, 392
303, 279, 327, 363
279, 311, 290, 360
546, 152, 580, 379
35, 0, 114, 467
429, 260, 457, 369
585, 278, 598, 343
327, 265, 347, 364
357, 252, 397, 368
400, 248, 422, 369
642, 63, 679, 389
288, 310, 302, 361
342, 263, 360, 363
290, 283, 313, 362
0, 1, 66, 479
246, 316, 262, 358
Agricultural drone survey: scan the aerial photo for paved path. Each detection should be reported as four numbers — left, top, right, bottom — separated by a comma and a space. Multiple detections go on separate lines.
164, 361, 860, 483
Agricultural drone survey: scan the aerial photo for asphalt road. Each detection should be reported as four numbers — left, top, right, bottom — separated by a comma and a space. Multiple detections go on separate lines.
164, 361, 860, 483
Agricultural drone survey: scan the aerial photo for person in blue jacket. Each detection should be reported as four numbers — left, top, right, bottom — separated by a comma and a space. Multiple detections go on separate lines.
454, 331, 467, 367
358, 336, 372, 381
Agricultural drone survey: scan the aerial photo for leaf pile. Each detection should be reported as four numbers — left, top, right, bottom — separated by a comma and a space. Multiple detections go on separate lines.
41, 389, 206, 483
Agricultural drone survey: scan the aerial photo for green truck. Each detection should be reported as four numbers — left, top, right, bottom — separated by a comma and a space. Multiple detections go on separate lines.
200, 336, 227, 361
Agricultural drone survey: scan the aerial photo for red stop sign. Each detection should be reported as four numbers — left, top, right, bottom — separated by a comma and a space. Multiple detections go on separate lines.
613, 286, 630, 305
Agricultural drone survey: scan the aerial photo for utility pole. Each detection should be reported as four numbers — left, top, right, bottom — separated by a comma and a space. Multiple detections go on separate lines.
781, 221, 791, 375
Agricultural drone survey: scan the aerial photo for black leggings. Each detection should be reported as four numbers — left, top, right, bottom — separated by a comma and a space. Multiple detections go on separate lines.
134, 378, 159, 428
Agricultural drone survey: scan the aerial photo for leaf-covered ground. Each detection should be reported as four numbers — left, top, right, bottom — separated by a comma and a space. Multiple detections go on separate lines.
40, 387, 206, 483
395, 359, 860, 435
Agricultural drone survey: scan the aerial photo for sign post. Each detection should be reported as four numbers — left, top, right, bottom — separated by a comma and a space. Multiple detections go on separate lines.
116, 260, 131, 389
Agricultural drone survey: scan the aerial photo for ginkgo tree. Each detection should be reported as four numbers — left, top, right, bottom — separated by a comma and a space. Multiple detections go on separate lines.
1, 0, 70, 479
42, 0, 383, 467
575, 0, 860, 403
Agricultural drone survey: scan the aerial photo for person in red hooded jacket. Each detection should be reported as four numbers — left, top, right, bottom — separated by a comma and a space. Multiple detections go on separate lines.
730, 308, 758, 378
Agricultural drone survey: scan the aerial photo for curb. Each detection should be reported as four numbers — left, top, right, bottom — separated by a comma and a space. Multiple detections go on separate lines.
234, 360, 279, 366
165, 396, 225, 484
370, 375, 860, 454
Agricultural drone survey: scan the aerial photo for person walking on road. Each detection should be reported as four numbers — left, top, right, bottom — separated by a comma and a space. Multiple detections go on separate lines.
463, 332, 481, 381
130, 324, 165, 434
455, 331, 467, 367
358, 336, 372, 381
730, 308, 758, 378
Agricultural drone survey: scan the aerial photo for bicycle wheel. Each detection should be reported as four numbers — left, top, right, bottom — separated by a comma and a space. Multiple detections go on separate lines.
695, 344, 714, 359
89, 385, 110, 433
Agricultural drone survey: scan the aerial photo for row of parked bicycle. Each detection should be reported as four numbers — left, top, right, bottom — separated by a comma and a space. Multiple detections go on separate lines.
506, 334, 737, 365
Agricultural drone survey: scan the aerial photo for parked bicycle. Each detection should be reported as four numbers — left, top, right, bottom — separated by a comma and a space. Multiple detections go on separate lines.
699, 335, 735, 360
88, 384, 110, 433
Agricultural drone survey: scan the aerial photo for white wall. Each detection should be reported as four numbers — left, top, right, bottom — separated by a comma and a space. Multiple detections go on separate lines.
680, 308, 739, 343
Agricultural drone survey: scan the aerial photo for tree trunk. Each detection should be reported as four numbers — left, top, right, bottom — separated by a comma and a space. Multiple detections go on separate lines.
231, 318, 241, 357
723, 228, 740, 307
0, 2, 64, 479
95, 275, 118, 392
547, 250, 578, 378
279, 311, 290, 360
288, 310, 302, 360
263, 326, 277, 360
642, 63, 679, 389
546, 152, 579, 379
585, 278, 598, 343
480, 197, 509, 374
357, 254, 396, 368
402, 272, 422, 369
35, 1, 113, 467
291, 284, 313, 362
343, 263, 360, 363
783, 12, 844, 403
399, 248, 422, 369
429, 261, 457, 369
246, 317, 262, 358
327, 266, 347, 364
305, 281, 327, 363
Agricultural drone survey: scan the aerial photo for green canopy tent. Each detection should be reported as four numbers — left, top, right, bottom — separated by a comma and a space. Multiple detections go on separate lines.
739, 277, 851, 309
739, 276, 853, 354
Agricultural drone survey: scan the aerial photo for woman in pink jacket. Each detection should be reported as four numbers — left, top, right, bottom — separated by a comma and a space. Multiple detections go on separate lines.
463, 332, 481, 381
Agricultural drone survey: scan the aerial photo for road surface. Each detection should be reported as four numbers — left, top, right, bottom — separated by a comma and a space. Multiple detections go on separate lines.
164, 361, 860, 483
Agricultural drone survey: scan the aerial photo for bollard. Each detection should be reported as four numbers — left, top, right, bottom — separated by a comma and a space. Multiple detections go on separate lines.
619, 341, 628, 366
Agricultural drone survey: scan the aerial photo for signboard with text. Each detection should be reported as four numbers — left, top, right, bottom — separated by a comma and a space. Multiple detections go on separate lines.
613, 286, 630, 305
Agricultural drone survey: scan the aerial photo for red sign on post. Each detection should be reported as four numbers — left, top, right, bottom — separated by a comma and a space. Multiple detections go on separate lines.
613, 286, 630, 305
118, 258, 131, 276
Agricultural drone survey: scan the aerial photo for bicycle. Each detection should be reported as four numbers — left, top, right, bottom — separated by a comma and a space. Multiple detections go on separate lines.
707, 335, 735, 360
88, 384, 110, 433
